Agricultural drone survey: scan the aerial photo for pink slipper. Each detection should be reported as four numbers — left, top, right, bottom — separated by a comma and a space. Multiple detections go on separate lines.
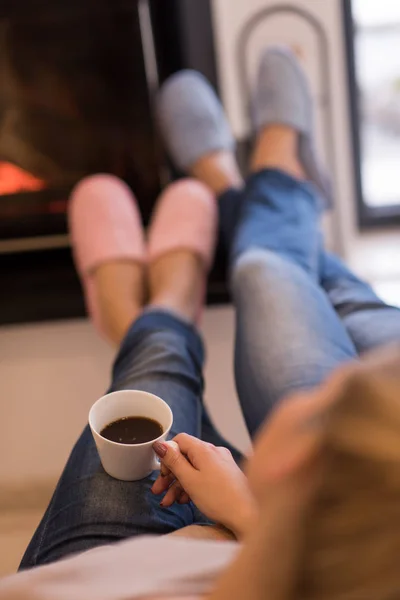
148, 179, 217, 269
69, 174, 146, 336
148, 179, 218, 321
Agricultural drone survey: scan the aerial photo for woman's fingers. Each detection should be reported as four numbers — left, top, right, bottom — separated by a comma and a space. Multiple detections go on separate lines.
154, 439, 196, 484
173, 433, 213, 466
152, 473, 191, 506
152, 440, 197, 498
160, 461, 171, 478
161, 480, 186, 507
151, 461, 173, 494
178, 492, 191, 505
151, 471, 175, 495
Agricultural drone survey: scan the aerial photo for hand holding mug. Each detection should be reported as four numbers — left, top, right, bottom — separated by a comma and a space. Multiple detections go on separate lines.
152, 434, 256, 539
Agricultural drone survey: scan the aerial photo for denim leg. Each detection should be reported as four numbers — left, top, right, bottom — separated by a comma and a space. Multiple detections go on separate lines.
20, 311, 209, 569
321, 252, 400, 354
220, 170, 357, 437
221, 169, 322, 277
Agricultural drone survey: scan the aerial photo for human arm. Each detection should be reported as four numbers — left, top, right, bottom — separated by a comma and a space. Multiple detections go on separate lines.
168, 524, 235, 542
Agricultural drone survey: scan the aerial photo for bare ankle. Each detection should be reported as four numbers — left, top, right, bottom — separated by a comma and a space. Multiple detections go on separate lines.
191, 151, 243, 196
251, 124, 307, 181
148, 251, 205, 323
93, 262, 145, 345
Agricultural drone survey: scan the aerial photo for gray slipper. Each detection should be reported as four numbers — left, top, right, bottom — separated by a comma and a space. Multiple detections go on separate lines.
253, 46, 333, 207
157, 70, 235, 173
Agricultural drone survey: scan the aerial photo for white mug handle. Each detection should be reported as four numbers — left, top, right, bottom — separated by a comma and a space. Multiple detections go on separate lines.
152, 440, 178, 472
152, 455, 161, 471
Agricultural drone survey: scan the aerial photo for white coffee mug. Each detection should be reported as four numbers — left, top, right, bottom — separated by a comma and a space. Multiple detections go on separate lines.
89, 390, 173, 481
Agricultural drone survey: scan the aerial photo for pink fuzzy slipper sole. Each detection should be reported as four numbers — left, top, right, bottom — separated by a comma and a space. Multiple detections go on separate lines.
148, 179, 217, 271
69, 174, 146, 335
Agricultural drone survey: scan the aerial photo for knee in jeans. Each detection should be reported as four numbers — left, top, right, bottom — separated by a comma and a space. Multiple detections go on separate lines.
232, 249, 288, 289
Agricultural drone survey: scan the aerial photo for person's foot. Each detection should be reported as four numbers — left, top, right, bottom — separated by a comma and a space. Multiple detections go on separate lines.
69, 175, 146, 346
147, 180, 218, 323
251, 46, 332, 205
157, 70, 243, 195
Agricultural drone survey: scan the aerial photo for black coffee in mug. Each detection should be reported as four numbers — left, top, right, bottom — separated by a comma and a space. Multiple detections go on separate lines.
100, 416, 163, 445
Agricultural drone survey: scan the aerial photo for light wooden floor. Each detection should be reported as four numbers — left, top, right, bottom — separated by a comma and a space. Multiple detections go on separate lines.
0, 511, 44, 576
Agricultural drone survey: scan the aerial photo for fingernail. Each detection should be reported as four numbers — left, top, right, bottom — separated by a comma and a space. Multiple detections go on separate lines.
153, 442, 168, 458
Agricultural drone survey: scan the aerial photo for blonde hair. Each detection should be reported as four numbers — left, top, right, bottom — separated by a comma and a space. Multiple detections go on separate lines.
298, 349, 400, 600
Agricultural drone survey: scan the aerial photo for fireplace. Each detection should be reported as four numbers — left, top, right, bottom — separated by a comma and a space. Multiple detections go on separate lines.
0, 0, 227, 325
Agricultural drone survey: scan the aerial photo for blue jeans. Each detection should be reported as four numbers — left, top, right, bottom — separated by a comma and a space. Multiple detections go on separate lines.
21, 170, 400, 569
220, 169, 400, 435
21, 311, 241, 568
